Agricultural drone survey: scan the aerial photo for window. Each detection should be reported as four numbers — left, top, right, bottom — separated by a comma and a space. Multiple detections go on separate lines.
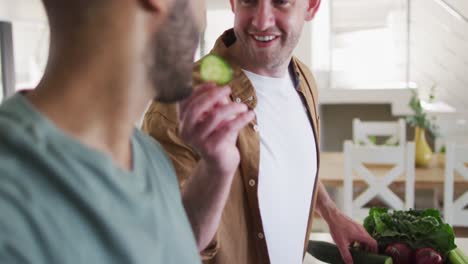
312, 0, 410, 90
0, 0, 49, 93
197, 9, 234, 60
13, 21, 49, 91
0, 21, 16, 101
0, 40, 3, 101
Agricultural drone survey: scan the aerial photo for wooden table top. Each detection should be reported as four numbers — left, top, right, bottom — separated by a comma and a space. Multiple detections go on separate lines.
319, 152, 468, 189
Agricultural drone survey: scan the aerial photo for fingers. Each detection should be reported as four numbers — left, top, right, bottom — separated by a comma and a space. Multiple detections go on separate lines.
195, 103, 249, 140
352, 226, 378, 253
336, 241, 354, 264
209, 111, 255, 145
359, 234, 378, 253
176, 81, 255, 162
179, 84, 231, 129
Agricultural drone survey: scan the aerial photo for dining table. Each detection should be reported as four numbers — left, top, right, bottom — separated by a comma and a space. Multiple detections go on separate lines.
305, 232, 468, 264
318, 152, 468, 189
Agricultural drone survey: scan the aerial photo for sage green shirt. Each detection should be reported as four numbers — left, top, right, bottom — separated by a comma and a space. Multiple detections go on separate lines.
0, 94, 201, 264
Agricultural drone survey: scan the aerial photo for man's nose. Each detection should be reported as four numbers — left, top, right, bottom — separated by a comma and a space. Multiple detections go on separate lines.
252, 2, 275, 31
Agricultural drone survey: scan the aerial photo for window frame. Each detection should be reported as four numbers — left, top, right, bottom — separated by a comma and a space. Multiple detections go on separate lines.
0, 21, 15, 100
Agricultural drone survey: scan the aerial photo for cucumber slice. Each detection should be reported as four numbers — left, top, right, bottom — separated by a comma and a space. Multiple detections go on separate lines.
308, 240, 393, 264
200, 55, 233, 86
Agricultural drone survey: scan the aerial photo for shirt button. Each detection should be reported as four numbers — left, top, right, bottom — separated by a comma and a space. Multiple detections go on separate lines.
249, 179, 256, 187
257, 233, 264, 239
235, 97, 242, 103
253, 124, 259, 132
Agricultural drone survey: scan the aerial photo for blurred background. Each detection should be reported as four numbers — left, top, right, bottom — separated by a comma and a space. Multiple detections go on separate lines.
1, 0, 467, 239
1, 0, 467, 149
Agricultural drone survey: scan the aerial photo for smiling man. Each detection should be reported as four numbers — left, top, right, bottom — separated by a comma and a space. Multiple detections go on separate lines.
0, 0, 254, 263
143, 0, 378, 264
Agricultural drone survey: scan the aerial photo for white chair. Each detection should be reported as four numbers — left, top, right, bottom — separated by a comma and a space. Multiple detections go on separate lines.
343, 140, 415, 220
353, 118, 406, 146
444, 143, 468, 227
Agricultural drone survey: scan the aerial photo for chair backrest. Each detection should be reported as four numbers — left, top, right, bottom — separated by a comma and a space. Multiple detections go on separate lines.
353, 118, 406, 146
444, 143, 468, 227
343, 140, 415, 220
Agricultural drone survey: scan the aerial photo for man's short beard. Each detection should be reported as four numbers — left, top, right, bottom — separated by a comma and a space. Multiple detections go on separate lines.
149, 0, 199, 104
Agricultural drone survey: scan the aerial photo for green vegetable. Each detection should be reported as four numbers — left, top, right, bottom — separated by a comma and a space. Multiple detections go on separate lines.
200, 55, 233, 86
449, 248, 468, 264
363, 208, 456, 258
307, 240, 393, 264
455, 248, 468, 263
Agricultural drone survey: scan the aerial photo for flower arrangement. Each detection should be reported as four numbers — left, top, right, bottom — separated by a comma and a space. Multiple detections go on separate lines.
406, 85, 439, 167
406, 85, 439, 137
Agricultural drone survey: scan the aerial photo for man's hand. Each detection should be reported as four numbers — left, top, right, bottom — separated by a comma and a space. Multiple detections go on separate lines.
178, 83, 254, 176
315, 182, 378, 264
327, 208, 378, 264
177, 83, 254, 251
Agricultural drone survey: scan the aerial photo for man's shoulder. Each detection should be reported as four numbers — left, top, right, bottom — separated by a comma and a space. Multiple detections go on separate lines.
0, 139, 47, 202
143, 101, 179, 128
0, 163, 49, 263
0, 157, 37, 229
134, 130, 173, 166
134, 129, 165, 153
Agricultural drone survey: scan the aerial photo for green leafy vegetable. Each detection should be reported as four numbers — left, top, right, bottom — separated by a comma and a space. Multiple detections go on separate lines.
364, 208, 456, 258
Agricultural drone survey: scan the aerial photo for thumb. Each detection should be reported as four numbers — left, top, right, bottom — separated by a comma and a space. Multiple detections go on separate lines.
336, 241, 354, 264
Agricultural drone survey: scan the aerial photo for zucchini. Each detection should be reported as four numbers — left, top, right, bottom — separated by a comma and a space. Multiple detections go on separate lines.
455, 248, 468, 263
200, 55, 233, 86
449, 248, 468, 264
308, 240, 393, 264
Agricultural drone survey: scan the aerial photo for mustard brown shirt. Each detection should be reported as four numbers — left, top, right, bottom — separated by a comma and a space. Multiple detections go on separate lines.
142, 29, 321, 264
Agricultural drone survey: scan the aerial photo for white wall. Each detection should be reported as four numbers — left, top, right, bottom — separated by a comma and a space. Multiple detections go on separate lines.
0, 0, 48, 90
0, 0, 45, 22
410, 0, 468, 114
410, 0, 468, 143
444, 0, 468, 19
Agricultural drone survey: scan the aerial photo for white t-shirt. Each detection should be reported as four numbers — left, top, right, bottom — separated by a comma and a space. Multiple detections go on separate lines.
243, 70, 317, 264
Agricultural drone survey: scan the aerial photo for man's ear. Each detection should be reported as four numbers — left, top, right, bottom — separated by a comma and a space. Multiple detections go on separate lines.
229, 0, 235, 13
141, 0, 172, 16
305, 0, 321, 21
139, 0, 174, 32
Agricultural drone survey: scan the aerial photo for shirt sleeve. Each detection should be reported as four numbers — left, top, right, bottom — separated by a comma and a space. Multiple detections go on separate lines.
142, 106, 199, 188
142, 104, 221, 260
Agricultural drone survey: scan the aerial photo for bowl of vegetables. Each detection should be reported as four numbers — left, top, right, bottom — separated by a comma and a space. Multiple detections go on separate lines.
364, 208, 468, 264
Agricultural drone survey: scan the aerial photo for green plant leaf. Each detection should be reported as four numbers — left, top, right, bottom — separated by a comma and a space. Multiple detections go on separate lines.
363, 208, 456, 257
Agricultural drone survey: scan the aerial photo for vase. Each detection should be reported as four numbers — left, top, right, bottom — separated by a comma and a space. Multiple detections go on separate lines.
415, 126, 433, 167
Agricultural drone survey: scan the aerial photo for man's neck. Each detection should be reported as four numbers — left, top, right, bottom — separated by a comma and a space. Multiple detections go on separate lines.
27, 60, 152, 171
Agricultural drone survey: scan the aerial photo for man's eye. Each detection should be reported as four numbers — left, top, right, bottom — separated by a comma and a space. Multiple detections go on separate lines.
273, 0, 291, 6
240, 0, 256, 6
